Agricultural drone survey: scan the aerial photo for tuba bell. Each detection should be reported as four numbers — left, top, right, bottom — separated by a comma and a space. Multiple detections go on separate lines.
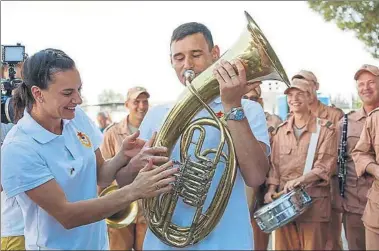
99, 184, 139, 229
142, 11, 290, 248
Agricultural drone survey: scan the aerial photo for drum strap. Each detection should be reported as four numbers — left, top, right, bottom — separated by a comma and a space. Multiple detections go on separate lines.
303, 118, 321, 175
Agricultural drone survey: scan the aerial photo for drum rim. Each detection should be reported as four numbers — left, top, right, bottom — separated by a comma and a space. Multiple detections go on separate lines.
253, 187, 309, 217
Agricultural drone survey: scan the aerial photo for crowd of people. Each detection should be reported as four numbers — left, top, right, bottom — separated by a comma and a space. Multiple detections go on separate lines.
1, 19, 378, 251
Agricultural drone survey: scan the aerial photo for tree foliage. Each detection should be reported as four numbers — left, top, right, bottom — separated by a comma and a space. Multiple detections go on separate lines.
97, 89, 124, 104
308, 0, 379, 59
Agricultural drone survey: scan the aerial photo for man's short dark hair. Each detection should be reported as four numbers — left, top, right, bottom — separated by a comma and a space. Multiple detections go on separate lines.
170, 22, 214, 51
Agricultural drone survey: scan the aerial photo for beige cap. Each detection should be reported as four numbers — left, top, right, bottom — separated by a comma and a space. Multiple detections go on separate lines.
127, 86, 150, 100
284, 78, 312, 95
354, 64, 379, 80
245, 85, 262, 98
292, 70, 318, 84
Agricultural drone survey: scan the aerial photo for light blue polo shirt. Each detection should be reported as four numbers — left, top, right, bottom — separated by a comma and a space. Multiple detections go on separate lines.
1, 107, 108, 250
139, 97, 270, 250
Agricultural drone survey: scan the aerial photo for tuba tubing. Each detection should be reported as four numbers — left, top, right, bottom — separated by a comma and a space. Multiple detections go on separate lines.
143, 11, 290, 248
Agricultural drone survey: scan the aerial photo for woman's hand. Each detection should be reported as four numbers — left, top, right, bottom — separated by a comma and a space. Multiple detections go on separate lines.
128, 159, 179, 200
121, 130, 146, 159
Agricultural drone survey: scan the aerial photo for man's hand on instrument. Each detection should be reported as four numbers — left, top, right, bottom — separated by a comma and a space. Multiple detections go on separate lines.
129, 159, 179, 199
283, 176, 305, 193
264, 190, 276, 204
213, 59, 261, 111
128, 132, 169, 173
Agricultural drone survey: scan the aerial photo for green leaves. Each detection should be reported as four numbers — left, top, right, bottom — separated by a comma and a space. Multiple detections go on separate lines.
308, 0, 379, 58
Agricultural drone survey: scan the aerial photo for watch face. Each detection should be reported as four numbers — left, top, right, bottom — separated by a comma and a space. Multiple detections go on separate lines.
235, 110, 245, 120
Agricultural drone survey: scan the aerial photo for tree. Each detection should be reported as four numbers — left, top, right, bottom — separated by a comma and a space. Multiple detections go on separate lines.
97, 89, 124, 104
352, 93, 363, 109
330, 93, 350, 109
308, 1, 379, 59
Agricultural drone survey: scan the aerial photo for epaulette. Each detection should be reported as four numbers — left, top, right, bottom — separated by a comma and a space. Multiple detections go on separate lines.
319, 119, 333, 129
347, 110, 355, 116
325, 120, 333, 128
103, 122, 116, 133
368, 107, 379, 116
272, 121, 287, 135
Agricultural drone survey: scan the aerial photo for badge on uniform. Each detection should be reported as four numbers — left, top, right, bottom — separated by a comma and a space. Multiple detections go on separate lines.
216, 111, 224, 118
77, 131, 92, 148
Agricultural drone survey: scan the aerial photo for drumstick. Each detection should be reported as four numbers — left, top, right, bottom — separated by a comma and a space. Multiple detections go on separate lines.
272, 190, 285, 200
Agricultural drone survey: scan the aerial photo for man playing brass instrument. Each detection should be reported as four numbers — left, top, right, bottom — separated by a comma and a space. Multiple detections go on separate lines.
139, 22, 271, 250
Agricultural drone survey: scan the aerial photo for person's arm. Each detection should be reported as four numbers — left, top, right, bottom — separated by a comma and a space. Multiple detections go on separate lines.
75, 107, 132, 188
114, 105, 169, 188
100, 129, 116, 160
352, 116, 379, 179
1, 143, 177, 229
224, 102, 269, 187
115, 132, 169, 188
264, 133, 280, 203
26, 160, 176, 229
284, 126, 338, 192
213, 59, 270, 187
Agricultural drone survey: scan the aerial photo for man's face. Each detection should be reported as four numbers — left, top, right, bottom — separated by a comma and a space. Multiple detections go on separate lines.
356, 71, 379, 106
286, 88, 310, 113
126, 93, 149, 121
170, 33, 220, 85
97, 115, 107, 128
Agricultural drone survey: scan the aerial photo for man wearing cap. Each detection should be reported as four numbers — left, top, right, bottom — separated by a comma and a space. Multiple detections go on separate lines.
292, 69, 344, 250
264, 78, 337, 250
97, 111, 112, 133
292, 70, 344, 125
243, 85, 282, 250
351, 64, 379, 250
330, 64, 379, 250
100, 86, 150, 251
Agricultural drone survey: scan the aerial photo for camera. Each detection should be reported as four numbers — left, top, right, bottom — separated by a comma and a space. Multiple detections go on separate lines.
1, 43, 26, 124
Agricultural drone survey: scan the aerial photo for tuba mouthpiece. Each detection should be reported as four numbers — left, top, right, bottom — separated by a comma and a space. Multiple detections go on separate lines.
184, 70, 195, 82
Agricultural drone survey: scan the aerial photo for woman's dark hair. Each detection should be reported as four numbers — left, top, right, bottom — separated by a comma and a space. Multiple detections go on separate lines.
12, 48, 76, 123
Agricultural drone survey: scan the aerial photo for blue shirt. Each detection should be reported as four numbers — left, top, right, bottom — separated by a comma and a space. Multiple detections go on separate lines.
1, 107, 108, 250
139, 97, 270, 250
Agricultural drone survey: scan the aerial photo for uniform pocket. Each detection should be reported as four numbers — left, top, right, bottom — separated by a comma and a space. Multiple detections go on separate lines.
279, 146, 292, 164
363, 188, 379, 228
357, 175, 373, 205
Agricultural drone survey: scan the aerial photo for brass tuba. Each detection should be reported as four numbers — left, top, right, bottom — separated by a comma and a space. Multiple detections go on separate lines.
142, 11, 290, 247
99, 184, 139, 229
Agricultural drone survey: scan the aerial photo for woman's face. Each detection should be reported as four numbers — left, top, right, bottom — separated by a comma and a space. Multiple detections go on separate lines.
37, 68, 83, 120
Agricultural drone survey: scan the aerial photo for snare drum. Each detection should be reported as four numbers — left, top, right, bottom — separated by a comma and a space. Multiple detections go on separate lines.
253, 187, 312, 233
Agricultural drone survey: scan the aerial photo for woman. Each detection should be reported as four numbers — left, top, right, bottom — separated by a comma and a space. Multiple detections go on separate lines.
1, 48, 177, 250
264, 79, 337, 250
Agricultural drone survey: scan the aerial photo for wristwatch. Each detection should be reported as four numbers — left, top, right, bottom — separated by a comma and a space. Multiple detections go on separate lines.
224, 107, 246, 121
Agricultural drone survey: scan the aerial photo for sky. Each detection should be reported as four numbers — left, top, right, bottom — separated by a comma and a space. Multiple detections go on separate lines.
2, 1, 378, 111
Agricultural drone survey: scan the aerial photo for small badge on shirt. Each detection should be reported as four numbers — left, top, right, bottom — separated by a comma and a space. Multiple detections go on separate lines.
215, 111, 224, 118
77, 131, 92, 148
